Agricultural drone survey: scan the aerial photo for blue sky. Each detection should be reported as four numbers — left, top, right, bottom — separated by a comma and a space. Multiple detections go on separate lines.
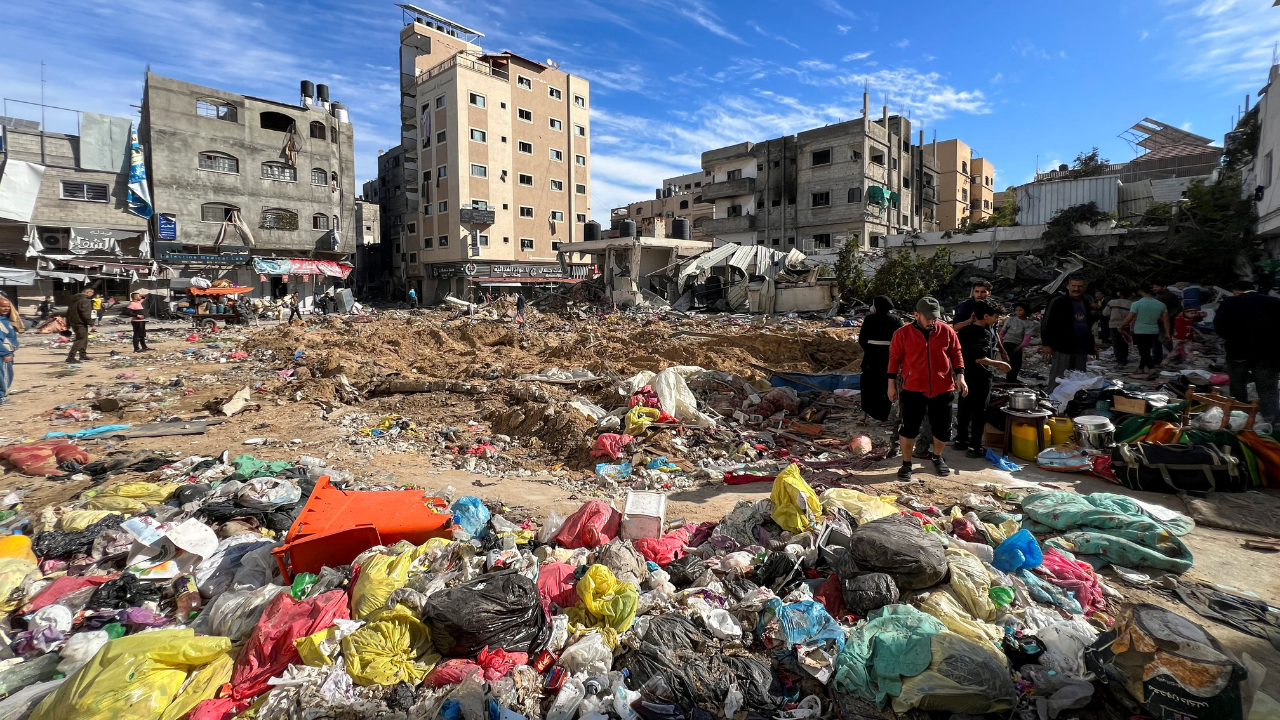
2, 0, 1279, 222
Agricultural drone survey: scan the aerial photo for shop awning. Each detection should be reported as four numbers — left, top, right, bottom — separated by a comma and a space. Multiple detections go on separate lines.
0, 268, 36, 285
253, 257, 352, 278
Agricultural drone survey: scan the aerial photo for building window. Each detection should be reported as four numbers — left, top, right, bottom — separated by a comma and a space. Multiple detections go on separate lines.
260, 208, 298, 230
811, 149, 831, 166
1265, 151, 1274, 187
518, 173, 534, 186
518, 108, 532, 122
848, 187, 862, 203
259, 111, 294, 132
813, 233, 832, 249
519, 206, 534, 218
330, 126, 337, 143
478, 234, 489, 246
198, 152, 239, 174
313, 213, 330, 230
311, 167, 327, 185
424, 236, 433, 248
771, 238, 780, 246
575, 124, 586, 137
961, 160, 968, 175
408, 252, 417, 264
574, 95, 586, 108
470, 128, 486, 142
517, 75, 532, 90
870, 235, 882, 248
576, 213, 587, 223
576, 184, 587, 194
726, 169, 742, 181
550, 210, 564, 222
438, 201, 448, 213
870, 152, 884, 166
435, 95, 446, 109
436, 130, 446, 144
575, 154, 586, 166
518, 141, 533, 154
549, 148, 563, 162
469, 92, 486, 108
407, 222, 416, 234
261, 162, 297, 182
200, 202, 238, 222
549, 118, 563, 131
549, 179, 563, 191
984, 199, 991, 210
891, 158, 898, 170
423, 204, 432, 216
520, 238, 534, 250
962, 188, 968, 202
439, 235, 449, 247
679, 199, 689, 209
437, 165, 447, 178
196, 99, 237, 122
548, 87, 562, 101
471, 164, 488, 178
331, 171, 338, 186
812, 192, 830, 207
309, 121, 326, 139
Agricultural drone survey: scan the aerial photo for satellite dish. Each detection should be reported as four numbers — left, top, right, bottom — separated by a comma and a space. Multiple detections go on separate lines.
546, 59, 560, 69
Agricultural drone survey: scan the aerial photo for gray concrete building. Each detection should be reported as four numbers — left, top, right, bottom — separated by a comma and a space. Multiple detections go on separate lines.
0, 113, 151, 303
610, 170, 714, 238
352, 197, 384, 296
700, 93, 939, 253
139, 72, 355, 298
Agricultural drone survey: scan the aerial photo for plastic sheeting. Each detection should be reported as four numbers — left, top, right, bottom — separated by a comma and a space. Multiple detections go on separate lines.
0, 160, 44, 223
79, 113, 131, 173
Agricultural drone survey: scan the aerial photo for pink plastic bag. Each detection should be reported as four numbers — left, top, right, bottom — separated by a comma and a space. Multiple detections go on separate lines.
554, 501, 621, 549
590, 434, 634, 460
632, 529, 689, 567
476, 646, 528, 679
425, 658, 483, 687
537, 562, 579, 609
228, 589, 350, 704
1036, 548, 1105, 616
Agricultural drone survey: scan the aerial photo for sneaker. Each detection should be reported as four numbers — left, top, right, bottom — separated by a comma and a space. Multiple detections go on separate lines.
64, 358, 78, 364
932, 453, 951, 475
897, 462, 913, 479
965, 448, 984, 459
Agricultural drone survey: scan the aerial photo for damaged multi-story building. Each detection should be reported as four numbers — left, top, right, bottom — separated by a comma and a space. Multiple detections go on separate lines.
610, 170, 715, 239
697, 94, 941, 253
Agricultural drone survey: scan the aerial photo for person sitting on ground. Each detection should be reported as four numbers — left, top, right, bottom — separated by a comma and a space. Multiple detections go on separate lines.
1040, 276, 1095, 393
956, 301, 1011, 458
887, 297, 968, 479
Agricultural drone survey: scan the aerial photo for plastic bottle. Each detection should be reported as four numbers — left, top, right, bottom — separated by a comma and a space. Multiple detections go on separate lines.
173, 574, 202, 619
0, 653, 61, 696
613, 683, 640, 720
546, 677, 585, 720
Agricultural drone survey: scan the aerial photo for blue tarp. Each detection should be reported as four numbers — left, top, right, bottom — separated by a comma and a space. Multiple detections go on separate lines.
43, 424, 131, 440
770, 372, 861, 393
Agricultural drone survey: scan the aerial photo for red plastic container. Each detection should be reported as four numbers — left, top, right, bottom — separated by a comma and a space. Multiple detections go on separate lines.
271, 476, 453, 579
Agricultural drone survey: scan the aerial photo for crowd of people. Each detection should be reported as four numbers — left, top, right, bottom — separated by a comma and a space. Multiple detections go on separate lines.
857, 276, 1280, 476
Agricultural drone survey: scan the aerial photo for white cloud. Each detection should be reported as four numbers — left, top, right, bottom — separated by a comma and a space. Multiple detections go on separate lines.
991, 72, 1004, 84
798, 59, 837, 71
892, 39, 910, 49
836, 25, 851, 34
1140, 29, 1149, 41
1011, 40, 1056, 60
1165, 0, 1280, 85
842, 51, 873, 61
748, 20, 802, 50
816, 0, 858, 21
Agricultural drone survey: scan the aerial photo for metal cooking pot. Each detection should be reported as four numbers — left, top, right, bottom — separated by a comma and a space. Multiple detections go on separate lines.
1006, 389, 1038, 411
1073, 415, 1116, 450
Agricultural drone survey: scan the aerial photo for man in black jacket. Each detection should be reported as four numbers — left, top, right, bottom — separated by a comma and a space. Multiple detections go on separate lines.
64, 287, 95, 363
1215, 280, 1280, 421
1041, 277, 1095, 393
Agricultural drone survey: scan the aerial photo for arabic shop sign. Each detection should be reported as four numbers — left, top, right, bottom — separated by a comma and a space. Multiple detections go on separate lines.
69, 227, 139, 255
155, 242, 250, 265
430, 262, 567, 279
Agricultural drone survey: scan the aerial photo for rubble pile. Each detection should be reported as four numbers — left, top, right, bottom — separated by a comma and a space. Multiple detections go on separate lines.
0, 454, 1261, 720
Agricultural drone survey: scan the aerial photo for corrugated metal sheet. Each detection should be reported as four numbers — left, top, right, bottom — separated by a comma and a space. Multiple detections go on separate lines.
1016, 176, 1121, 226
1151, 176, 1203, 202
1117, 180, 1153, 220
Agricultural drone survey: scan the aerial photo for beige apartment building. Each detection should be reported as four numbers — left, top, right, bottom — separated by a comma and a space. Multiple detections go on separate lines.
394, 5, 591, 302
934, 139, 996, 230
610, 170, 714, 238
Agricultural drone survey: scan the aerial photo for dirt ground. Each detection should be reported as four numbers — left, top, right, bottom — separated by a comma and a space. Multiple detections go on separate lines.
2, 313, 1279, 684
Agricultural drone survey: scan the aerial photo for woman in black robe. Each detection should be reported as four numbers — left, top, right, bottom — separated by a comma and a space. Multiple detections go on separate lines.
857, 295, 903, 423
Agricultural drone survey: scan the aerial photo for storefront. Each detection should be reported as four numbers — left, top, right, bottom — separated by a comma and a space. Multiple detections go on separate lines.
427, 261, 581, 302
252, 257, 353, 305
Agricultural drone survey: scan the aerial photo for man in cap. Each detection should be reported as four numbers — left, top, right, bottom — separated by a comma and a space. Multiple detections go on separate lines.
887, 296, 968, 478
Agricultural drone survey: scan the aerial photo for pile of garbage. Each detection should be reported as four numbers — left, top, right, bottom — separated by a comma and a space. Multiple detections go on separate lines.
0, 451, 1266, 720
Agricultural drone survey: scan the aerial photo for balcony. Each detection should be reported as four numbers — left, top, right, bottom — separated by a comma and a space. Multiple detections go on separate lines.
920, 185, 938, 204
417, 52, 509, 87
703, 214, 756, 235
701, 177, 755, 201
701, 142, 754, 168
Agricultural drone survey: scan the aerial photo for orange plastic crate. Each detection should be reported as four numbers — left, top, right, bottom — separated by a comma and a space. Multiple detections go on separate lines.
271, 476, 453, 579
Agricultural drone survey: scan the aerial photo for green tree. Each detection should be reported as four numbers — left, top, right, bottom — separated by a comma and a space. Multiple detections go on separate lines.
1067, 147, 1110, 178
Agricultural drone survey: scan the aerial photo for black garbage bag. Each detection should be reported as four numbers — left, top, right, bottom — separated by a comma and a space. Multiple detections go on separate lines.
421, 569, 549, 656
665, 554, 706, 588
640, 614, 708, 653
174, 483, 212, 505
197, 501, 264, 525
89, 573, 162, 609
830, 546, 860, 581
32, 514, 126, 559
844, 515, 947, 590
620, 642, 731, 713
721, 573, 760, 603
755, 551, 803, 594
841, 573, 899, 615
385, 682, 416, 711
724, 656, 784, 712
80, 452, 172, 480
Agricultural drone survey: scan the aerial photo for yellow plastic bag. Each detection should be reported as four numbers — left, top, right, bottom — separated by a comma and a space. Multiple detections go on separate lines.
342, 606, 441, 686
157, 651, 235, 720
29, 628, 231, 720
624, 406, 662, 436
0, 558, 35, 612
945, 547, 997, 622
820, 489, 899, 525
350, 548, 416, 619
917, 590, 1003, 647
85, 483, 179, 513
770, 464, 821, 533
58, 510, 122, 532
0, 535, 35, 563
570, 564, 638, 633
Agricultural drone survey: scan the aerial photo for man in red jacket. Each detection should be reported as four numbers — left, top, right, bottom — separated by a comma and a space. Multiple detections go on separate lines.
887, 296, 968, 478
